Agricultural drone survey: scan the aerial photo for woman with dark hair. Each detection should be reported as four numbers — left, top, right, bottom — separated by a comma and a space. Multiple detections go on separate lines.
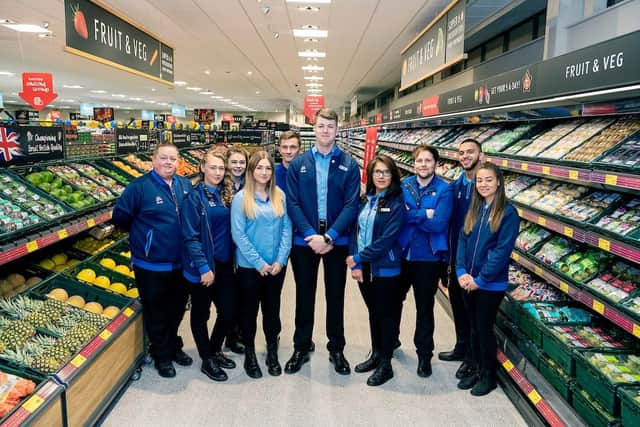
456, 162, 520, 396
181, 149, 237, 382
346, 155, 405, 386
231, 151, 292, 378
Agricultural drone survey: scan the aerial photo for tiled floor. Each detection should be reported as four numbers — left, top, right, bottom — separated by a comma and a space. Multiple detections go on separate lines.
103, 267, 526, 427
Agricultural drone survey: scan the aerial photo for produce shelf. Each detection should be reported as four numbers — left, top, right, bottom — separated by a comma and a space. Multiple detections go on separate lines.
0, 380, 65, 427
0, 208, 114, 267
510, 250, 640, 339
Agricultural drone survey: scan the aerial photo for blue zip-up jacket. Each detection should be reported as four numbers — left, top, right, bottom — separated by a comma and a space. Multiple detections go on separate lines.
399, 175, 453, 262
275, 163, 288, 194
181, 184, 233, 283
448, 173, 475, 265
349, 192, 405, 277
111, 171, 192, 271
231, 189, 292, 271
286, 147, 360, 246
456, 202, 520, 291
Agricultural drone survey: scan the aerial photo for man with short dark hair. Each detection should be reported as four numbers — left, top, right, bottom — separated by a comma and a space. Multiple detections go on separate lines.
284, 108, 360, 375
275, 130, 301, 194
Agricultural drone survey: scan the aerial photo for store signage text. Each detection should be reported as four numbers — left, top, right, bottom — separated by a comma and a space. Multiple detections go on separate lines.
18, 73, 58, 111
564, 52, 623, 80
0, 126, 65, 165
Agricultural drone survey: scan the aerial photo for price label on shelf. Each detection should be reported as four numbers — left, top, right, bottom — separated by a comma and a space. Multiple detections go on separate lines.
107, 210, 113, 219
605, 174, 618, 186
559, 282, 569, 293
57, 229, 68, 240
521, 163, 529, 171
563, 227, 574, 238
123, 307, 134, 317
592, 300, 605, 315
26, 241, 39, 253
598, 238, 611, 251
512, 253, 520, 262
71, 354, 86, 368
502, 159, 508, 167
537, 217, 546, 227
633, 324, 640, 339
527, 389, 542, 405
22, 395, 44, 414
502, 359, 514, 372
516, 208, 523, 216
534, 266, 542, 275
87, 218, 96, 228
569, 170, 579, 180
99, 329, 112, 341
542, 166, 550, 175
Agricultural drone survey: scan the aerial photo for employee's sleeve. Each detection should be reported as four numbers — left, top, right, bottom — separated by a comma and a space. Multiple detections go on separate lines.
456, 228, 470, 277
111, 182, 139, 230
276, 194, 293, 266
415, 185, 454, 233
286, 160, 316, 237
181, 195, 212, 274
478, 207, 520, 283
230, 193, 268, 271
354, 198, 405, 263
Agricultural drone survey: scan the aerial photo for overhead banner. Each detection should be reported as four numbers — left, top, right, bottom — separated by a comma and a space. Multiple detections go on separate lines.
64, 0, 175, 85
171, 104, 186, 118
0, 126, 64, 165
303, 95, 325, 122
400, 0, 466, 91
194, 109, 215, 123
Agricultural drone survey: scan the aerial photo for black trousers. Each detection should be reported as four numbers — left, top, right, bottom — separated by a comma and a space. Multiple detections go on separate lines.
225, 269, 243, 343
463, 288, 504, 380
189, 261, 235, 360
398, 260, 442, 359
290, 245, 348, 352
237, 266, 286, 349
358, 265, 401, 359
133, 267, 189, 364
448, 267, 471, 359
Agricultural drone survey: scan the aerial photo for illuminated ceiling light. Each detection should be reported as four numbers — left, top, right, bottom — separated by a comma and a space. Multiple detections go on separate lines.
130, 97, 142, 101
112, 94, 126, 98
158, 102, 169, 106
305, 83, 323, 87
304, 38, 319, 43
38, 33, 55, 39
60, 99, 75, 103
307, 89, 322, 93
247, 71, 253, 75
204, 70, 211, 75
255, 91, 261, 94
144, 100, 156, 104
298, 50, 326, 58
186, 87, 202, 91
0, 71, 15, 77
273, 32, 280, 39
90, 89, 107, 94
174, 81, 188, 86
302, 65, 324, 71
2, 23, 50, 33
63, 84, 83, 89
293, 29, 327, 38
211, 95, 224, 99
304, 76, 324, 80
199, 90, 214, 95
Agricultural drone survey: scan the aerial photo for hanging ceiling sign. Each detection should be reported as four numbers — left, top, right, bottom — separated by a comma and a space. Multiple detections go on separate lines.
64, 0, 174, 85
400, 0, 466, 91
18, 73, 58, 111
303, 95, 325, 122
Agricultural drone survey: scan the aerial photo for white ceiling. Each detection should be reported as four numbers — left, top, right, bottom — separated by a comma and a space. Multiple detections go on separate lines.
0, 0, 455, 114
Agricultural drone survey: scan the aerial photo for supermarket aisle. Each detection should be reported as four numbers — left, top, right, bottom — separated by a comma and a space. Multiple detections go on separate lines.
103, 267, 526, 427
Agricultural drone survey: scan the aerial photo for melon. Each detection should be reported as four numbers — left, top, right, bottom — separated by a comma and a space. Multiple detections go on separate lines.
47, 288, 69, 301
51, 253, 68, 266
25, 276, 42, 287
67, 295, 85, 308
7, 273, 25, 288
84, 301, 103, 315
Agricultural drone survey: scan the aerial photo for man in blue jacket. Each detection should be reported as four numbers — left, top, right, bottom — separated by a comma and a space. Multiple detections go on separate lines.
398, 145, 454, 378
284, 108, 360, 375
275, 130, 301, 194
439, 138, 483, 380
111, 142, 193, 378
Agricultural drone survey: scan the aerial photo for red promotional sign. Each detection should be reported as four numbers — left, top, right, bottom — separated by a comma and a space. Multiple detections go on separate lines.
421, 95, 440, 116
18, 73, 58, 111
376, 113, 382, 124
303, 95, 325, 122
221, 113, 234, 123
361, 126, 378, 184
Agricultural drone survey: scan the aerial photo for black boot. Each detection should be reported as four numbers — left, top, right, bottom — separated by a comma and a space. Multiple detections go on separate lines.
458, 368, 479, 390
417, 357, 432, 378
284, 351, 310, 374
471, 373, 497, 396
266, 342, 282, 376
367, 358, 393, 386
212, 351, 236, 369
244, 349, 262, 379
355, 350, 380, 373
201, 358, 227, 382
456, 361, 475, 379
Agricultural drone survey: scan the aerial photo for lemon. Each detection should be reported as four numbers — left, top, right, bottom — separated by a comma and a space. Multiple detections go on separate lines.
110, 282, 128, 295
126, 287, 139, 298
115, 265, 130, 276
76, 268, 96, 283
53, 264, 67, 273
52, 253, 68, 266
67, 259, 81, 267
93, 276, 111, 288
99, 258, 116, 269
38, 259, 56, 270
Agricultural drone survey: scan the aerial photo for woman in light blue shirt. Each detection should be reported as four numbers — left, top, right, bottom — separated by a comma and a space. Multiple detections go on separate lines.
231, 151, 292, 379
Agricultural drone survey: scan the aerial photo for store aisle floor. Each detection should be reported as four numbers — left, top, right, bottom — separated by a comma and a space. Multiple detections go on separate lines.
103, 267, 526, 427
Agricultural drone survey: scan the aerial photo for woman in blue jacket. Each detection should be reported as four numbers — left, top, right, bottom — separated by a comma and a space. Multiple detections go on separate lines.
182, 149, 236, 382
347, 155, 405, 387
231, 151, 292, 379
456, 162, 520, 396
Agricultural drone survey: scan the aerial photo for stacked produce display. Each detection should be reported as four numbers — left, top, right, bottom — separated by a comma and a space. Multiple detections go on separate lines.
342, 113, 640, 426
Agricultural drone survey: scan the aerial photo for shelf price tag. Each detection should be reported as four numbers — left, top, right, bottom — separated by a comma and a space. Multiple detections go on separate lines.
521, 163, 528, 171
563, 227, 574, 238
87, 218, 96, 228
605, 174, 618, 186
70, 354, 86, 368
26, 241, 39, 253
633, 324, 640, 339
22, 395, 44, 414
99, 330, 112, 341
502, 159, 508, 167
542, 166, 550, 175
502, 359, 514, 372
512, 253, 520, 262
527, 389, 542, 405
123, 307, 134, 317
569, 170, 579, 180
559, 282, 570, 294
534, 266, 542, 275
592, 300, 605, 315
537, 217, 546, 227
516, 208, 523, 217
598, 238, 611, 252
57, 229, 68, 240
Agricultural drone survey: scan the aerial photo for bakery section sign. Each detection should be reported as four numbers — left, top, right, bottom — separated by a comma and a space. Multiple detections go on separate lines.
64, 0, 174, 85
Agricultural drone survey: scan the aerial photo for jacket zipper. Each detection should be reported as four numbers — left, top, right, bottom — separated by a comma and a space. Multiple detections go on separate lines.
469, 206, 487, 275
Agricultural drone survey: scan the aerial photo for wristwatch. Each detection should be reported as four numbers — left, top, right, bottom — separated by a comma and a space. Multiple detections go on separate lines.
323, 233, 333, 245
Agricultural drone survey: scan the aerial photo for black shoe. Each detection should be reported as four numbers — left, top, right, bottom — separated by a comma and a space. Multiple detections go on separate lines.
155, 361, 176, 378
367, 359, 393, 386
438, 349, 465, 362
284, 351, 310, 374
471, 375, 497, 396
457, 373, 479, 390
201, 358, 227, 382
417, 357, 432, 378
212, 351, 236, 369
173, 350, 193, 366
225, 339, 245, 355
244, 350, 262, 379
354, 350, 380, 373
455, 362, 474, 380
329, 351, 351, 375
266, 344, 282, 377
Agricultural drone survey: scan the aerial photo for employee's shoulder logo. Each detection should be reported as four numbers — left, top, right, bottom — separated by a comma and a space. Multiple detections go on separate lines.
300, 165, 307, 173
155, 196, 164, 205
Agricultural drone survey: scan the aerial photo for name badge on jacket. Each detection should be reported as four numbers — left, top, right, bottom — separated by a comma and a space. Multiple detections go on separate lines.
338, 164, 348, 171
379, 207, 391, 213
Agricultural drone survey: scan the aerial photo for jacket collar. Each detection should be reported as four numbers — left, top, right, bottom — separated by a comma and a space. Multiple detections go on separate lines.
151, 170, 177, 188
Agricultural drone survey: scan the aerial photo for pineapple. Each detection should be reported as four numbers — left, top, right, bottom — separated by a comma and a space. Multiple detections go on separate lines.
30, 355, 60, 374
25, 311, 52, 328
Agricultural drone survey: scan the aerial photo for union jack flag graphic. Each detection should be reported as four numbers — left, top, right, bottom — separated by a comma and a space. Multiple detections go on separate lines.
0, 127, 22, 162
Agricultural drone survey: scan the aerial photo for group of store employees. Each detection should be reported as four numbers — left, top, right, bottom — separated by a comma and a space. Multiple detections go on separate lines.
111, 108, 519, 396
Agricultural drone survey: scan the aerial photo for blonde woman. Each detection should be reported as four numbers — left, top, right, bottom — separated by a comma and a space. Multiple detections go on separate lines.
231, 151, 292, 378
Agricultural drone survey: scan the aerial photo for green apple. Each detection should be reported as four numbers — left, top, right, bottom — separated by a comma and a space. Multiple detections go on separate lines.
41, 171, 54, 183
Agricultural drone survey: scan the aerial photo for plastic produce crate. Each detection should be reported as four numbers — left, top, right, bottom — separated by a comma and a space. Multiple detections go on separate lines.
29, 275, 132, 311
63, 260, 136, 295
619, 386, 640, 427
574, 350, 640, 415
514, 329, 542, 369
539, 355, 573, 404
573, 387, 620, 427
